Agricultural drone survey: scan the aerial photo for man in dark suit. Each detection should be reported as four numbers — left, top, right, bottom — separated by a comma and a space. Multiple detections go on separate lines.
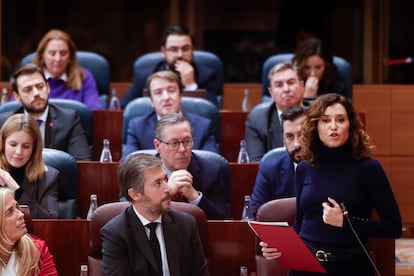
0, 63, 90, 160
120, 24, 220, 108
245, 62, 305, 161
250, 106, 306, 218
101, 153, 208, 275
151, 113, 229, 219
122, 70, 218, 160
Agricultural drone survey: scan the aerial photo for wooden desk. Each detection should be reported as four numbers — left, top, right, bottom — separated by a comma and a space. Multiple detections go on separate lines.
222, 83, 262, 111
31, 219, 89, 276
208, 220, 256, 275
229, 163, 259, 219
220, 110, 248, 162
93, 110, 123, 161
77, 161, 120, 218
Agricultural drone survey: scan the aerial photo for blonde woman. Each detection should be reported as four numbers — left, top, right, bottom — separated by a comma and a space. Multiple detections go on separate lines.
0, 114, 58, 218
32, 29, 102, 110
0, 188, 58, 275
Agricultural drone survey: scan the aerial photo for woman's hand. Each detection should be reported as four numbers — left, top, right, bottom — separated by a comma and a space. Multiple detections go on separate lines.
303, 72, 319, 98
0, 169, 19, 191
260, 241, 282, 260
322, 197, 344, 227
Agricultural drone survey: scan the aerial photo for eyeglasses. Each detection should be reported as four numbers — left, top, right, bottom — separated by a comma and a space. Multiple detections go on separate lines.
165, 45, 193, 54
158, 138, 194, 150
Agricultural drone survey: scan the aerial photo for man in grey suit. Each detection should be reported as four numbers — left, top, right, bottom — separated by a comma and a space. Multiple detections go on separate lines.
245, 62, 304, 161
0, 63, 90, 160
101, 153, 208, 275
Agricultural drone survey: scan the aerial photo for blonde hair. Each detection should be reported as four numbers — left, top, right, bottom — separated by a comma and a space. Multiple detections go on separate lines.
0, 188, 40, 275
0, 114, 46, 182
33, 28, 85, 91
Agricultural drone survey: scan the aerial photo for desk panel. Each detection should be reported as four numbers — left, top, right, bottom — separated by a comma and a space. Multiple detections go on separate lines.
208, 220, 256, 275
32, 219, 89, 276
220, 111, 248, 162
230, 163, 259, 219
77, 161, 120, 218
93, 110, 123, 161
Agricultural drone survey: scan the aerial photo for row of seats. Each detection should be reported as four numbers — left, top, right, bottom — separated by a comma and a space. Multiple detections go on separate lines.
20, 50, 353, 108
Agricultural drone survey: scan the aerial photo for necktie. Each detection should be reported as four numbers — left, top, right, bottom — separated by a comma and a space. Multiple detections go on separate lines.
147, 222, 163, 275
36, 119, 43, 126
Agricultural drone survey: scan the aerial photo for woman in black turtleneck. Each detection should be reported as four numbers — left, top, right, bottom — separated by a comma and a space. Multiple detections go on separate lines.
0, 114, 58, 218
261, 93, 402, 275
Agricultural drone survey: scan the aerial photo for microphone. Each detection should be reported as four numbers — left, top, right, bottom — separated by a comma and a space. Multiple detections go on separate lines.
340, 203, 382, 276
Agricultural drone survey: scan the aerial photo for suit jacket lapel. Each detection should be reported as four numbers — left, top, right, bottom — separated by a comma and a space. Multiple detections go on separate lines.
187, 155, 202, 191
126, 206, 159, 272
162, 211, 181, 275
44, 106, 57, 148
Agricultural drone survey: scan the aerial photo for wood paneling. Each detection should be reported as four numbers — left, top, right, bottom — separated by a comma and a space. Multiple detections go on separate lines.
77, 161, 120, 219
222, 83, 262, 111
92, 110, 123, 161
31, 219, 89, 276
220, 110, 248, 162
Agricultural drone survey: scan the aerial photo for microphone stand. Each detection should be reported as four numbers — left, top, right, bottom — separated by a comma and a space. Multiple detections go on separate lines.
340, 203, 382, 276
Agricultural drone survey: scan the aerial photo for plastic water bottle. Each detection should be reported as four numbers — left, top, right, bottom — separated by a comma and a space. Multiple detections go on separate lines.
241, 195, 253, 221
86, 194, 98, 220
79, 264, 88, 276
1, 88, 8, 106
99, 139, 113, 162
241, 89, 251, 112
237, 140, 250, 163
240, 265, 248, 276
109, 88, 121, 110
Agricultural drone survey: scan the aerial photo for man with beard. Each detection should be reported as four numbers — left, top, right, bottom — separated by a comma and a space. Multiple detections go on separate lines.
245, 62, 305, 161
101, 153, 209, 275
250, 105, 306, 218
120, 24, 220, 108
0, 63, 90, 160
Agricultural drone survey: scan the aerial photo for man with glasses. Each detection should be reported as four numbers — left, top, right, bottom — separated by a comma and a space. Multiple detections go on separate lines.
152, 113, 229, 219
121, 112, 228, 219
121, 24, 220, 108
122, 70, 218, 160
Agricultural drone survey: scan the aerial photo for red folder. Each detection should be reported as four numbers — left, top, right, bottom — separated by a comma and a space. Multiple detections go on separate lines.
248, 221, 326, 273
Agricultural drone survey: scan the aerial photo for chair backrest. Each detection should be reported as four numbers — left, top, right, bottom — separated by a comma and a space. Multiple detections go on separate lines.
261, 53, 353, 102
42, 148, 78, 219
0, 99, 94, 153
261, 147, 287, 162
122, 96, 221, 145
133, 50, 223, 92
255, 197, 296, 276
21, 51, 110, 108
88, 201, 209, 276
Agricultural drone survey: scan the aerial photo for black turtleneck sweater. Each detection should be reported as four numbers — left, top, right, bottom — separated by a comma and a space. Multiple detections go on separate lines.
10, 166, 26, 200
294, 145, 402, 250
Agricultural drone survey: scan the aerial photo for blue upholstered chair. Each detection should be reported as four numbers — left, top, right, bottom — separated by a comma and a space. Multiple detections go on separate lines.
21, 51, 110, 108
261, 53, 353, 102
133, 50, 224, 107
122, 96, 221, 146
0, 99, 94, 156
261, 147, 287, 162
42, 148, 78, 219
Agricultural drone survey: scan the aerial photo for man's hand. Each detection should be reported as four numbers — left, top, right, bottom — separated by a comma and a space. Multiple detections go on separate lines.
168, 169, 199, 201
174, 59, 196, 88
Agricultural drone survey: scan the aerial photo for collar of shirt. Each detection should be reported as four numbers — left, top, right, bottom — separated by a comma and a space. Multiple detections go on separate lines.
44, 70, 68, 82
156, 110, 183, 121
132, 204, 162, 226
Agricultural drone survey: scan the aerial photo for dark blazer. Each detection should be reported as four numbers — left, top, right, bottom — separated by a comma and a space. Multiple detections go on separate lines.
101, 205, 208, 276
122, 111, 218, 160
245, 102, 284, 162
186, 153, 230, 219
17, 166, 59, 219
120, 61, 220, 108
0, 104, 91, 160
250, 152, 296, 218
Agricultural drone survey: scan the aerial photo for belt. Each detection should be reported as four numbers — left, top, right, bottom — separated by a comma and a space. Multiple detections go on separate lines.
314, 247, 363, 262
